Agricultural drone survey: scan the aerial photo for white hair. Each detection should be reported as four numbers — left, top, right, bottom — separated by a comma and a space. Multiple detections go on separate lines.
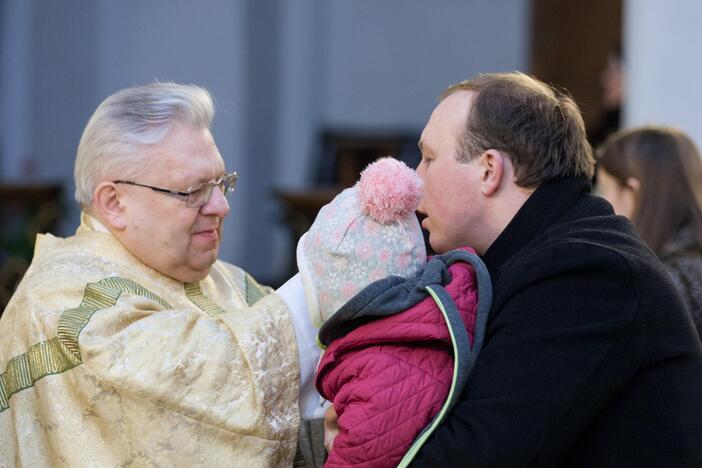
74, 82, 214, 207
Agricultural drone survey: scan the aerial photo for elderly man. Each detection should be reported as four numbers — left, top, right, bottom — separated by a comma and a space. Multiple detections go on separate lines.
0, 83, 320, 466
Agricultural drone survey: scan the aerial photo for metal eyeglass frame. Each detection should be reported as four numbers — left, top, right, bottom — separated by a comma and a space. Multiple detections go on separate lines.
113, 172, 238, 208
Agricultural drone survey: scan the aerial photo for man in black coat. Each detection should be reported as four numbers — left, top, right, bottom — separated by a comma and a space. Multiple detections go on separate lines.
325, 72, 702, 466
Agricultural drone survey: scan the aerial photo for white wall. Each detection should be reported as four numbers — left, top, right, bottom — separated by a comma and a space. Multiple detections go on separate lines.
0, 0, 33, 180
323, 0, 529, 128
625, 0, 702, 146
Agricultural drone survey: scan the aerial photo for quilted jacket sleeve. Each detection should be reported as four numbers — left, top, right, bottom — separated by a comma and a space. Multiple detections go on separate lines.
320, 343, 453, 468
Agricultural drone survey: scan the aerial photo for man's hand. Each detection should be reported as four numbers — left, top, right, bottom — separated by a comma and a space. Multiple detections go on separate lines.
323, 405, 339, 453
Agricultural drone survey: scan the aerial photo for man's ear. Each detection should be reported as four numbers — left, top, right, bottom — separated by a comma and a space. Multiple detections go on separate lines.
93, 181, 127, 230
477, 149, 505, 196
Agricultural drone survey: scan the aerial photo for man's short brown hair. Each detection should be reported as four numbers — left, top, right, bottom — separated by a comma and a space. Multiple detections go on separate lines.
443, 72, 595, 188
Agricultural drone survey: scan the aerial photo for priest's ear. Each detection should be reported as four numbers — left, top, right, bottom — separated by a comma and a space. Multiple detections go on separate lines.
92, 181, 128, 230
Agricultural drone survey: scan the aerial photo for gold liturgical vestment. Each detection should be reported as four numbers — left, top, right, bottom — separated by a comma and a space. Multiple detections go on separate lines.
0, 214, 300, 467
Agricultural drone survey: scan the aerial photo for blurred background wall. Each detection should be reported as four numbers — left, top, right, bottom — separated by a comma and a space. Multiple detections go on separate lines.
0, 0, 696, 299
625, 0, 702, 140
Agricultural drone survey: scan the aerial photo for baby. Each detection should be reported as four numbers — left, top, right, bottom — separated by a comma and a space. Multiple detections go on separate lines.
286, 157, 491, 467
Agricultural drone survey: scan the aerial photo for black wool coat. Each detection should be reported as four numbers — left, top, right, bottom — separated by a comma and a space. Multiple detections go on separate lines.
412, 176, 702, 467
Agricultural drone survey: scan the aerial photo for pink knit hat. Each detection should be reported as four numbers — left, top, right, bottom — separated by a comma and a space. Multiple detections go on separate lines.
297, 157, 426, 326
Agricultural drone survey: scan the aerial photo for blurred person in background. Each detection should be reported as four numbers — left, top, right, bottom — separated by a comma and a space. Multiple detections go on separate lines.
597, 125, 702, 340
589, 49, 624, 149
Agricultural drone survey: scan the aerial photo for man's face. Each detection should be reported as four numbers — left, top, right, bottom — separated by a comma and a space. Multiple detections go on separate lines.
116, 123, 230, 283
417, 91, 487, 254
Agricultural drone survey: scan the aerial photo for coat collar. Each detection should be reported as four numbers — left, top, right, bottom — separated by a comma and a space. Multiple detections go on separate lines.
482, 176, 592, 278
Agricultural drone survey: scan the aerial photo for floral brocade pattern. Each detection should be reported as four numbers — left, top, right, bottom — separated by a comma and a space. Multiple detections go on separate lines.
0, 213, 300, 467
303, 188, 426, 324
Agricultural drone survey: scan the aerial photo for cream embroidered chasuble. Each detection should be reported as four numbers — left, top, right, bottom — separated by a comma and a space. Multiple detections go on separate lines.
0, 214, 300, 467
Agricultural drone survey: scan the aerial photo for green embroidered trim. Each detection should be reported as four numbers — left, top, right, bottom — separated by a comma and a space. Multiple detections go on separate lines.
244, 273, 270, 306
0, 276, 169, 413
0, 338, 79, 412
59, 277, 170, 360
184, 282, 226, 316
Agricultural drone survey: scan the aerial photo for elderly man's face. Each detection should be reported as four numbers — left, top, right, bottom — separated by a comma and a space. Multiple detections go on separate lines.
116, 123, 230, 283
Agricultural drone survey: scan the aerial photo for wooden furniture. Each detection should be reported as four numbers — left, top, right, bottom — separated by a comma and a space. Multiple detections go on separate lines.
530, 0, 622, 131
314, 130, 419, 187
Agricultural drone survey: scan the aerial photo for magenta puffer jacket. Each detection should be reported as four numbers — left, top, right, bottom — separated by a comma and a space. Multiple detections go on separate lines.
315, 249, 491, 467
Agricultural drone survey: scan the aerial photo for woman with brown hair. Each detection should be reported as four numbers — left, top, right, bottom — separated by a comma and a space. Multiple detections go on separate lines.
597, 125, 702, 339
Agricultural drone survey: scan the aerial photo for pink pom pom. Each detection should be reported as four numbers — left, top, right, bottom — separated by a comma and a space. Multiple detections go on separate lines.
356, 157, 422, 224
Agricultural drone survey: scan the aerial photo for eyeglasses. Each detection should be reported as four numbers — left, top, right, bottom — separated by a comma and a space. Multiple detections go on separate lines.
114, 172, 238, 208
